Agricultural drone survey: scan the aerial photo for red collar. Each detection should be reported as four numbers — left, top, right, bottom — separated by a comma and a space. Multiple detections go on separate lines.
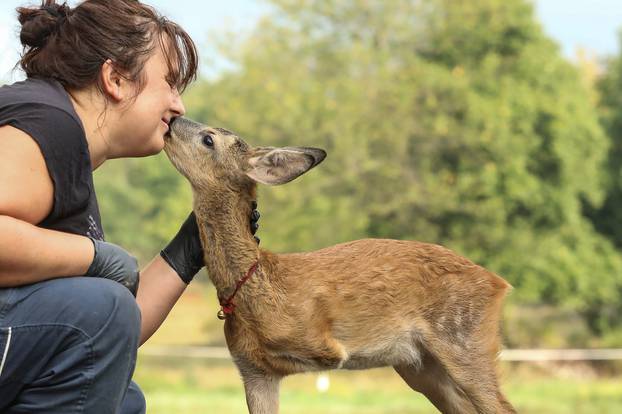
217, 261, 259, 320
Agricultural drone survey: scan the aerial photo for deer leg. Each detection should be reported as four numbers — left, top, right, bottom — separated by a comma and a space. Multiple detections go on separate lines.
441, 359, 515, 414
423, 344, 516, 414
496, 389, 516, 414
394, 354, 478, 414
235, 357, 282, 414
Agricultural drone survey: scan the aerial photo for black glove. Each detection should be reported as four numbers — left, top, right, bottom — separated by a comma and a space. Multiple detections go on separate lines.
84, 239, 140, 296
161, 204, 261, 284
251, 200, 260, 244
160, 211, 204, 284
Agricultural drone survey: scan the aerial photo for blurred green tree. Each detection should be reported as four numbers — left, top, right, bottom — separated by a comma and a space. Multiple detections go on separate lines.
587, 35, 622, 250
583, 32, 622, 334
96, 0, 622, 337
94, 154, 192, 264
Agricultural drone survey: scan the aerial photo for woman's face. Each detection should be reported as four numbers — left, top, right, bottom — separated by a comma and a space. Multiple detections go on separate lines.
116, 42, 186, 157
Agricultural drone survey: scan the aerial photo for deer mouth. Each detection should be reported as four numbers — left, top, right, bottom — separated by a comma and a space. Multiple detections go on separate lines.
164, 117, 177, 139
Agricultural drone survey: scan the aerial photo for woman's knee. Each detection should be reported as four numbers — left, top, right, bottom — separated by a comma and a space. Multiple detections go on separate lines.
23, 277, 141, 343
0, 278, 143, 412
120, 381, 147, 414
76, 277, 141, 342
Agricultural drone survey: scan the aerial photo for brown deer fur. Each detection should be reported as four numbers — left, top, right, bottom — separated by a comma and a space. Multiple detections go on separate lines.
163, 117, 516, 414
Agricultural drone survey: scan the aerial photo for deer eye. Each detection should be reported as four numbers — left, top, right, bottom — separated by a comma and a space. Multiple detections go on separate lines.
202, 134, 214, 148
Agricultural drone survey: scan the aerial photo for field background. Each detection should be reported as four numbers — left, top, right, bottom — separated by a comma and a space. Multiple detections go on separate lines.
135, 283, 622, 414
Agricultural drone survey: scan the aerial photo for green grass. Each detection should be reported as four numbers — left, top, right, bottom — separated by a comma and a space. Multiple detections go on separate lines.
133, 357, 622, 414
137, 283, 622, 413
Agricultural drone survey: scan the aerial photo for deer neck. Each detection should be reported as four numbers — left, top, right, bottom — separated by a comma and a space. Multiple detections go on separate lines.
192, 190, 260, 294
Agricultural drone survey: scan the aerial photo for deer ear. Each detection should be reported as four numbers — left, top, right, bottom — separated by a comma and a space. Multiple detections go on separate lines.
246, 147, 326, 185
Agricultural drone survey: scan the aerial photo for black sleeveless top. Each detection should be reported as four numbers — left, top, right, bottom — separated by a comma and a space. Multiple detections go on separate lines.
0, 77, 105, 241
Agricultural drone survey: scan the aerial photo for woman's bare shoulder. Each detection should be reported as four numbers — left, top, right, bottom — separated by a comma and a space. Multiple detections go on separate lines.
0, 125, 54, 224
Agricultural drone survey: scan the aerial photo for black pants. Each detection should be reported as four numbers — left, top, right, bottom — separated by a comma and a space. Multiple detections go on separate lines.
0, 277, 145, 413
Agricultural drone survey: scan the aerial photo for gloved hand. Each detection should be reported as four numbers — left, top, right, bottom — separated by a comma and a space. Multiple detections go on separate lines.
161, 203, 261, 284
160, 211, 203, 284
251, 200, 260, 244
84, 239, 140, 296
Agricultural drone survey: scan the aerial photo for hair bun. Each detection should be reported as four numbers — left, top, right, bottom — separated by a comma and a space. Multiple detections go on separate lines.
17, 2, 70, 48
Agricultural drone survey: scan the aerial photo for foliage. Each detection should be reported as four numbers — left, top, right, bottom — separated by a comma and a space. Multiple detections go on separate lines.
589, 32, 622, 250
96, 0, 622, 339
94, 154, 192, 264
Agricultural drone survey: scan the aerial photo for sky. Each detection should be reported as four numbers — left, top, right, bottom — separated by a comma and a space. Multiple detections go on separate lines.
1, 0, 622, 83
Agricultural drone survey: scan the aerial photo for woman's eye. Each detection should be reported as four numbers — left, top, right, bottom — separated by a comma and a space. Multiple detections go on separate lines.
202, 134, 214, 147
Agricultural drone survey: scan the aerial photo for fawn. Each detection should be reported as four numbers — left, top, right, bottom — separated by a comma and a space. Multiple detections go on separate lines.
163, 117, 516, 414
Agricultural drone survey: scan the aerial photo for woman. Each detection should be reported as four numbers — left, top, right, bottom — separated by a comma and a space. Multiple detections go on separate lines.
0, 1, 258, 412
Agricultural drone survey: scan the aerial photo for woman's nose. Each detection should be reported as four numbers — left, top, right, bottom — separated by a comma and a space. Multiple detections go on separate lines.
171, 88, 185, 116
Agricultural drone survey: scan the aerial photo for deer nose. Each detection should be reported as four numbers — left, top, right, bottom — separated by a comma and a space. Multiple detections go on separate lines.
168, 116, 204, 141
169, 116, 186, 137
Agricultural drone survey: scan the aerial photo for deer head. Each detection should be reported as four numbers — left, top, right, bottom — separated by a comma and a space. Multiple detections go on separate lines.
163, 117, 326, 194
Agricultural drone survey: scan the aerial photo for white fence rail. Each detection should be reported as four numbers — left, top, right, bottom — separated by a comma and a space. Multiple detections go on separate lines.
139, 346, 622, 361
500, 348, 622, 361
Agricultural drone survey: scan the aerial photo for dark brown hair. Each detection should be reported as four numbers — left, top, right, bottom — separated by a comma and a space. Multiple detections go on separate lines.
17, 0, 198, 94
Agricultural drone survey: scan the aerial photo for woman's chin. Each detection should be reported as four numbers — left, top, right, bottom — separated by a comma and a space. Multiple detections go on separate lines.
122, 139, 165, 158
150, 136, 166, 154
141, 136, 166, 156
113, 133, 167, 158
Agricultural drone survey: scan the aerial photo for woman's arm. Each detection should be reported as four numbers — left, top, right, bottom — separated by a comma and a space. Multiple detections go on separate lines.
136, 212, 204, 345
135, 255, 188, 345
0, 125, 95, 285
0, 215, 94, 285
